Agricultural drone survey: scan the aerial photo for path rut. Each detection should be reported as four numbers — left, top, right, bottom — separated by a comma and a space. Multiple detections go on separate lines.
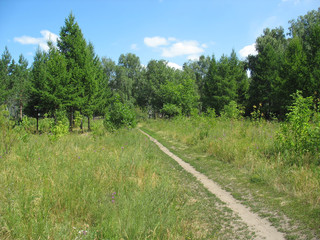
140, 129, 285, 240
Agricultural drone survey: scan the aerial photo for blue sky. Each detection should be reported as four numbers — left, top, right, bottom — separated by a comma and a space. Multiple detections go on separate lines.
0, 0, 319, 69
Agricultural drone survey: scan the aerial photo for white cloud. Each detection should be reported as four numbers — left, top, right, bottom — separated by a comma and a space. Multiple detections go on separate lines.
14, 30, 59, 51
144, 36, 169, 47
162, 40, 204, 58
239, 43, 258, 59
144, 36, 207, 60
167, 62, 182, 70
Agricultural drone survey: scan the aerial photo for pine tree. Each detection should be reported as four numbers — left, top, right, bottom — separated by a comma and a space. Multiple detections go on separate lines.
26, 48, 48, 118
229, 49, 249, 106
0, 47, 13, 105
248, 27, 286, 117
10, 54, 29, 120
57, 13, 91, 131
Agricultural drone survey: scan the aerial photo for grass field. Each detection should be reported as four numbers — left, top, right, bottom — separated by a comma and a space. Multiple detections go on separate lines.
142, 117, 320, 239
0, 124, 259, 239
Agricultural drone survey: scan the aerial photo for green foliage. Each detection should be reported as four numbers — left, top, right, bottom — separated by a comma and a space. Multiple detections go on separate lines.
104, 95, 136, 131
221, 101, 243, 119
90, 119, 106, 139
73, 111, 83, 128
202, 53, 242, 114
47, 109, 69, 141
49, 120, 69, 141
276, 91, 320, 165
159, 78, 199, 116
15, 116, 34, 142
160, 103, 182, 118
39, 114, 54, 133
0, 105, 18, 155
248, 27, 286, 118
206, 107, 217, 118
250, 103, 264, 121
0, 47, 13, 105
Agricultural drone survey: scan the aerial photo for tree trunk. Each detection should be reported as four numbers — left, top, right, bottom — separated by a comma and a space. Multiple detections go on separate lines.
87, 116, 91, 131
19, 97, 23, 120
80, 119, 83, 132
69, 107, 74, 132
36, 116, 39, 133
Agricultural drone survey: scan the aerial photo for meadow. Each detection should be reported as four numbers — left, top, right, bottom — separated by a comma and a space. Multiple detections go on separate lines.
142, 116, 320, 239
0, 119, 259, 239
1, 106, 320, 239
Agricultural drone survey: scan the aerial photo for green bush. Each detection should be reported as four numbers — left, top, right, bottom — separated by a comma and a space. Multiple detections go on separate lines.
104, 95, 136, 131
73, 111, 83, 128
39, 114, 54, 133
54, 109, 69, 126
221, 101, 243, 119
250, 103, 264, 121
49, 120, 69, 141
160, 103, 181, 118
276, 91, 320, 165
48, 109, 69, 141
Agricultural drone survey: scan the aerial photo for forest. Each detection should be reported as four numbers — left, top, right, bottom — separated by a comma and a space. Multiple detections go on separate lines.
0, 9, 319, 128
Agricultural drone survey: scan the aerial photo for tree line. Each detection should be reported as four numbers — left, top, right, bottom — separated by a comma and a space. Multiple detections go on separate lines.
0, 9, 319, 130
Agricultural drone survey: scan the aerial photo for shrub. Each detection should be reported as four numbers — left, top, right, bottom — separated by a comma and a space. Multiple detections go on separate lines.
221, 101, 243, 119
54, 109, 69, 126
49, 120, 69, 141
48, 109, 69, 141
104, 96, 136, 131
250, 103, 264, 121
73, 111, 83, 128
160, 103, 182, 118
39, 114, 54, 133
276, 91, 320, 165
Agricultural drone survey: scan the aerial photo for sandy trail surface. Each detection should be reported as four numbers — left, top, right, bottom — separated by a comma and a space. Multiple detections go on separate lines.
140, 129, 285, 240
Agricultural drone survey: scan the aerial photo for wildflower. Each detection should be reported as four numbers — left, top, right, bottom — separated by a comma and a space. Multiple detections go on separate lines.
78, 156, 80, 159
112, 192, 116, 203
79, 230, 87, 235
121, 146, 124, 150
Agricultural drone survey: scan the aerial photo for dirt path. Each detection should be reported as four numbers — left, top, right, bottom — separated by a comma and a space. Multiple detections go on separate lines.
140, 129, 285, 240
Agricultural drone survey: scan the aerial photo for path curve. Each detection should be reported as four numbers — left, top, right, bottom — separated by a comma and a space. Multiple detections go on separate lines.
140, 129, 285, 240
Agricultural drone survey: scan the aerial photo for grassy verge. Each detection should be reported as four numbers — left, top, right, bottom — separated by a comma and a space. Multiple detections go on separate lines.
141, 117, 320, 240
0, 125, 258, 239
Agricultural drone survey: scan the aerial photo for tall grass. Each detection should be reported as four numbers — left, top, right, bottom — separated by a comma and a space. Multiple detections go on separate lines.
0, 127, 203, 239
142, 116, 320, 209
